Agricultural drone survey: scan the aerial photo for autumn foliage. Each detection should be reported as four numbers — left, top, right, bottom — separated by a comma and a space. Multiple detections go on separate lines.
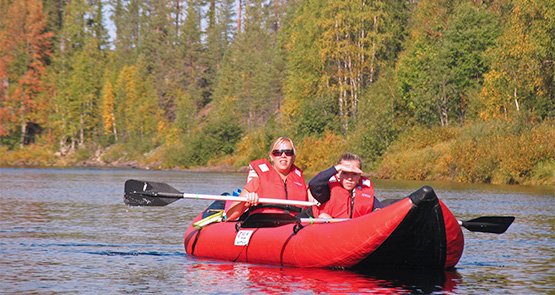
0, 0, 52, 142
0, 0, 553, 186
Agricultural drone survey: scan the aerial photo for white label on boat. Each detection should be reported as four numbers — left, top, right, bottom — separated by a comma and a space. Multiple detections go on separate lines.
234, 230, 254, 246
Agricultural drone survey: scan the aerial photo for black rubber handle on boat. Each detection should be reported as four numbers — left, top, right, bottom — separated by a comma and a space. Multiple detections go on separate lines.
459, 216, 515, 234
239, 213, 348, 228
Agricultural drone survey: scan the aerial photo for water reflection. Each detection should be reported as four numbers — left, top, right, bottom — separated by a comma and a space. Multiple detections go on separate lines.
185, 261, 461, 294
1, 168, 553, 294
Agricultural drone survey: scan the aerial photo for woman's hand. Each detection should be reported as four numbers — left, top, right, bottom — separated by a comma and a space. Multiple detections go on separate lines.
334, 164, 363, 175
318, 212, 332, 219
226, 190, 258, 220
245, 191, 259, 207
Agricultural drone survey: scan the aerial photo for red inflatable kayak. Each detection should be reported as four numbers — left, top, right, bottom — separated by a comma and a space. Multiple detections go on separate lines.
184, 186, 464, 269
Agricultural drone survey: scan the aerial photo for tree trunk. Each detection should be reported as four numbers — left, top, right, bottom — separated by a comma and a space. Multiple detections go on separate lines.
369, 15, 376, 84
20, 111, 26, 148
237, 0, 242, 33
514, 86, 519, 111
334, 18, 347, 131
438, 82, 448, 126
113, 112, 118, 141
80, 112, 85, 146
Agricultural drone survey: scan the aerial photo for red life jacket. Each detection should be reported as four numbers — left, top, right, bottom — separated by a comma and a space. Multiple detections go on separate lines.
224, 159, 308, 218
249, 158, 308, 201
313, 176, 375, 218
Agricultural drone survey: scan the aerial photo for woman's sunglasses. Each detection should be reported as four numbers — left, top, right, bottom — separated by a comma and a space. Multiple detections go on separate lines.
272, 149, 295, 157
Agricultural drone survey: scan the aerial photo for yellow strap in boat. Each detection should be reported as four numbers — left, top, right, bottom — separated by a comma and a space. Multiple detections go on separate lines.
193, 211, 224, 230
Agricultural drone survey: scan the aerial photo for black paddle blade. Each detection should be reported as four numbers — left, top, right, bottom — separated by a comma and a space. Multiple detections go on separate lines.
124, 179, 183, 206
240, 213, 299, 228
461, 216, 515, 234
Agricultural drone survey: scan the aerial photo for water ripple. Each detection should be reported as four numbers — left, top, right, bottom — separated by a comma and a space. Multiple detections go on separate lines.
1, 168, 553, 294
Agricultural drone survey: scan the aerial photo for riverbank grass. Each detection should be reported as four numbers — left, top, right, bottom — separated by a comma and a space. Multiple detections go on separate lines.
377, 119, 555, 185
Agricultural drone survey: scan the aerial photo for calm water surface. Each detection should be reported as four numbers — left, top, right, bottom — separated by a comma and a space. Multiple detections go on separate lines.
0, 167, 553, 294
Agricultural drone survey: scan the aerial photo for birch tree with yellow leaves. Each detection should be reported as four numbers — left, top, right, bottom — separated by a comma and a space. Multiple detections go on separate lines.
480, 0, 555, 120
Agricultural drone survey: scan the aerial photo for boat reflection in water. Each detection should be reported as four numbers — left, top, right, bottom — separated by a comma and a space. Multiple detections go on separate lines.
186, 261, 461, 294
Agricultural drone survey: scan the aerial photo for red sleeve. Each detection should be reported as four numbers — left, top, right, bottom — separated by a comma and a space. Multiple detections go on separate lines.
243, 177, 260, 193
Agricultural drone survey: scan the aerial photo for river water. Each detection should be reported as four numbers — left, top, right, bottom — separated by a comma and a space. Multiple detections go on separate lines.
0, 167, 553, 294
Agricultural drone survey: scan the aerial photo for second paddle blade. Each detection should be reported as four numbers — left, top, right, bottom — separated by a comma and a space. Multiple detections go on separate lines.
461, 216, 515, 234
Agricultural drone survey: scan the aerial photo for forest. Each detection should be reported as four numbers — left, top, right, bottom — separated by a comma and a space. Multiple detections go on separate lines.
0, 0, 554, 185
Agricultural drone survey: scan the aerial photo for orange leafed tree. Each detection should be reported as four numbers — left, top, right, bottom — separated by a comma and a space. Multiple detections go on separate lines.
0, 0, 53, 145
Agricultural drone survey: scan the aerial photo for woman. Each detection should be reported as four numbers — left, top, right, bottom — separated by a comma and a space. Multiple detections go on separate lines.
225, 137, 309, 220
310, 153, 383, 219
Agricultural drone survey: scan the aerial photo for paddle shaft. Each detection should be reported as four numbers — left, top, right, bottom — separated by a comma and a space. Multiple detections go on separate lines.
124, 179, 318, 207
135, 190, 317, 207
299, 218, 348, 223
240, 212, 514, 234
125, 180, 514, 233
292, 217, 511, 228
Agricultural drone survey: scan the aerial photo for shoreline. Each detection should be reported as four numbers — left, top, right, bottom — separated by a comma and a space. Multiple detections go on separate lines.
1, 160, 249, 174
2, 150, 552, 186
2, 163, 552, 187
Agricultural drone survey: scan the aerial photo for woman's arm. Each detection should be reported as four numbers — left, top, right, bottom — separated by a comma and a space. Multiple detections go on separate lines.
226, 165, 260, 220
373, 198, 385, 210
308, 166, 337, 204
226, 189, 260, 220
